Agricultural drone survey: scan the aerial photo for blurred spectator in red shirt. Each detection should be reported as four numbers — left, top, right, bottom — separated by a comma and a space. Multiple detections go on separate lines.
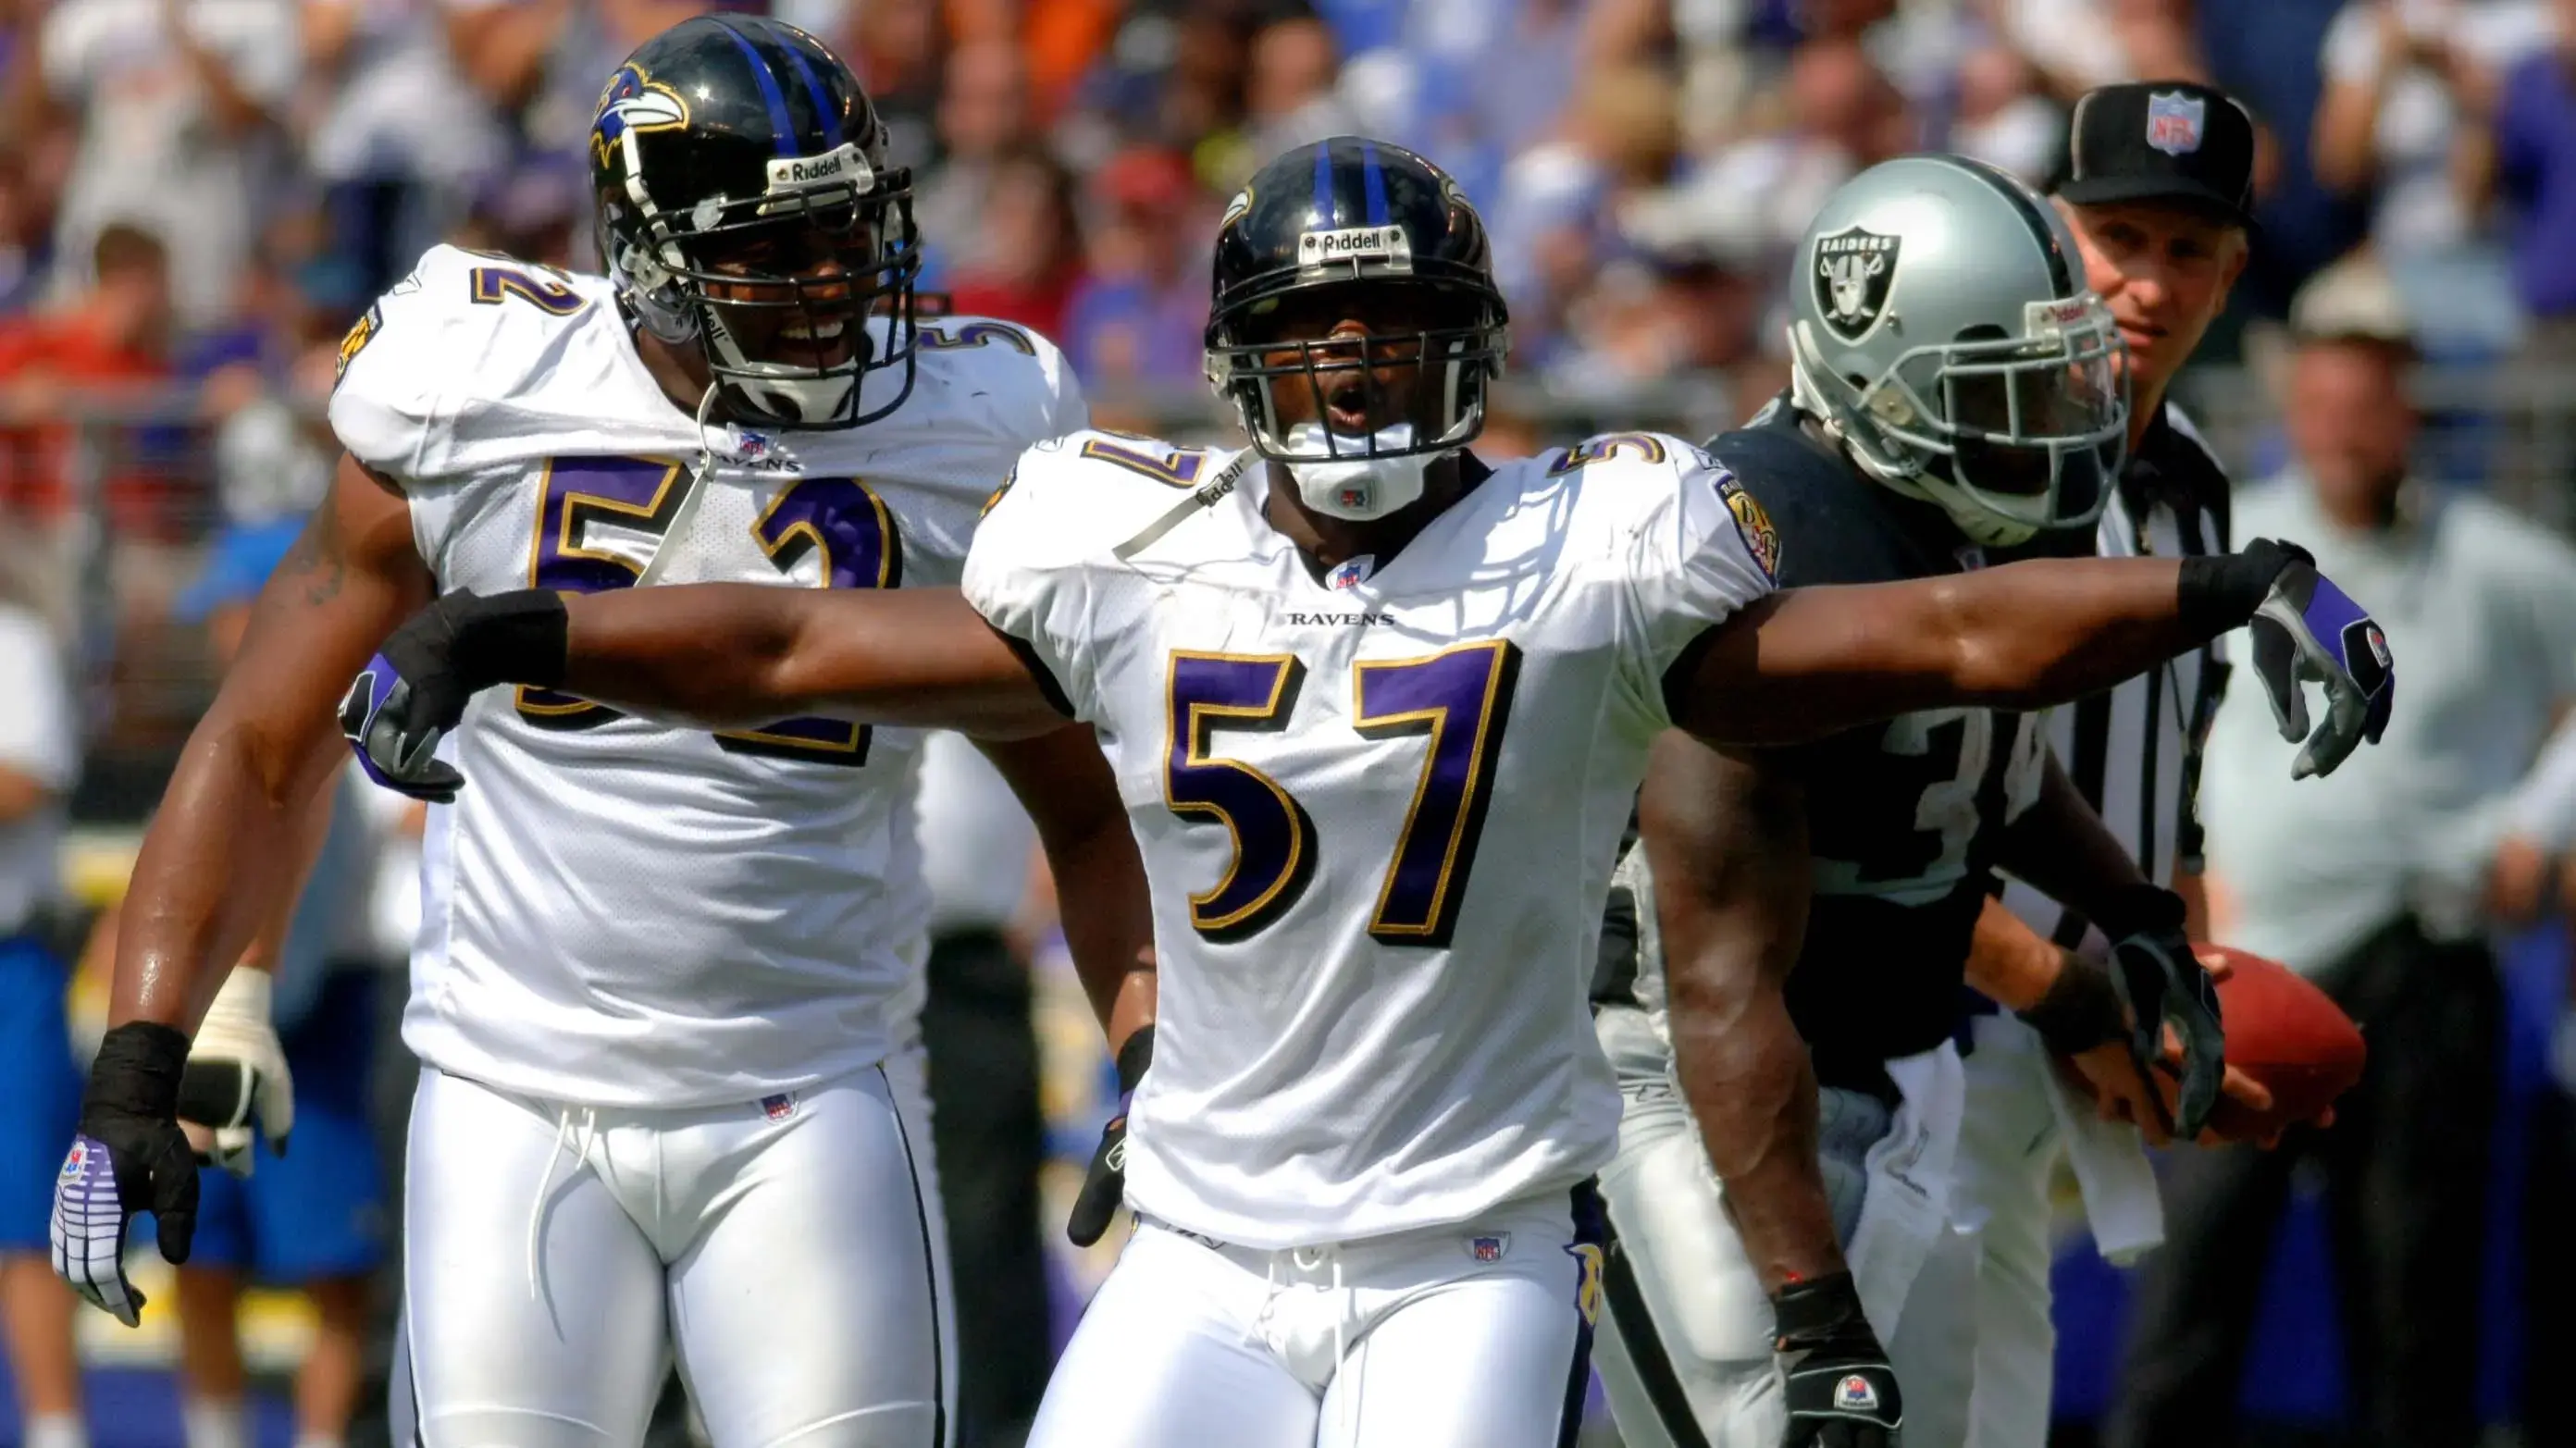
944, 146, 1084, 346
0, 223, 177, 532
1062, 145, 1213, 391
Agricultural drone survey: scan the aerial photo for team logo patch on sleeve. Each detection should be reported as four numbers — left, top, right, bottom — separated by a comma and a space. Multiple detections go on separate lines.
980, 467, 1018, 519
1716, 474, 1781, 583
334, 303, 382, 384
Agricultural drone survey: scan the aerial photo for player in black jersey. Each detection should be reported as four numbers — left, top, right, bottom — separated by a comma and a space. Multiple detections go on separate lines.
1588, 154, 2286, 1448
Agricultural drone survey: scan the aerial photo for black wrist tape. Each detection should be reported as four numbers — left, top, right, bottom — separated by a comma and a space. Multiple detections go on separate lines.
2015, 959, 2126, 1053
2176, 539, 2295, 638
450, 589, 571, 691
1772, 1269, 1871, 1350
83, 1021, 190, 1121
1114, 1024, 1156, 1095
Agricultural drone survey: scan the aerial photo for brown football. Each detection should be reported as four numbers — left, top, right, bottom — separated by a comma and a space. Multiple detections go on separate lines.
2157, 945, 2367, 1139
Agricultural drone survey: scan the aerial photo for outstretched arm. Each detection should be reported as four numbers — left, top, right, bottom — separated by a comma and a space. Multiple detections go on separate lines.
1641, 732, 1842, 1293
559, 585, 1071, 738
1673, 543, 2390, 780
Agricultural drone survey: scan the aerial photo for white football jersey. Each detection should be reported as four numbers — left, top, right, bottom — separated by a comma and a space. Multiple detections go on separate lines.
964, 429, 1774, 1247
330, 243, 1085, 1108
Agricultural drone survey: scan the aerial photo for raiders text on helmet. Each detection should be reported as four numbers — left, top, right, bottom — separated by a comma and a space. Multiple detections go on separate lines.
590, 15, 919, 431
1787, 154, 2130, 546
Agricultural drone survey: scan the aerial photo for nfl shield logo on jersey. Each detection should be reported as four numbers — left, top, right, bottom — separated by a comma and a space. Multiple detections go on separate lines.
1836, 1374, 1880, 1411
1327, 554, 1376, 590
1469, 1234, 1507, 1262
761, 1092, 799, 1121
2147, 91, 2206, 155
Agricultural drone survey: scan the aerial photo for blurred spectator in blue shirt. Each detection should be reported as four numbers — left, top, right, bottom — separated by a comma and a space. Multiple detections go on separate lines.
2496, 4, 2576, 321
1062, 145, 1211, 395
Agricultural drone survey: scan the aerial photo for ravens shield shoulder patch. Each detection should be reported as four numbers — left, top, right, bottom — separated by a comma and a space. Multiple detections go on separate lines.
335, 303, 383, 385
1716, 473, 1780, 584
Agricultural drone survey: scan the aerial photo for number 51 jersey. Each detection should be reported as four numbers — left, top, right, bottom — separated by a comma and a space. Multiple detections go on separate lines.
329, 244, 1086, 1108
965, 430, 1775, 1249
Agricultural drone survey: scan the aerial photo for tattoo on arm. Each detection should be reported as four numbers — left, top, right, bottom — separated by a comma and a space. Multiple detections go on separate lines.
279, 497, 351, 608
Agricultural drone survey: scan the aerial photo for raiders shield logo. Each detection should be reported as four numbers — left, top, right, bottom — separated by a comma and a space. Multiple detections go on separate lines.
1813, 227, 1900, 342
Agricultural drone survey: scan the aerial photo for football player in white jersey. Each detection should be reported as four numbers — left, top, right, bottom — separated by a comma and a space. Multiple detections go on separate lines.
50, 17, 1153, 1448
338, 138, 2392, 1448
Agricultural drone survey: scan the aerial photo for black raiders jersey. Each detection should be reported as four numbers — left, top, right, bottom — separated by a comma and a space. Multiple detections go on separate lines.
1591, 398, 2047, 1081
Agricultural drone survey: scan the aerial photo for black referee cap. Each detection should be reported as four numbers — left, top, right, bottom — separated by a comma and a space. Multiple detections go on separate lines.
2057, 80, 2256, 229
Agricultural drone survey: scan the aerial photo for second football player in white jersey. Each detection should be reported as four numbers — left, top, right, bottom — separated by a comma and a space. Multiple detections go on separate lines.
50, 17, 1154, 1448
340, 137, 2393, 1448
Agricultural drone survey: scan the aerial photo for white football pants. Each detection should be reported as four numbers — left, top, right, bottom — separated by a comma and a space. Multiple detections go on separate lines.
1944, 1011, 2083, 1448
1024, 1189, 1604, 1448
1588, 1005, 1980, 1448
394, 1052, 955, 1448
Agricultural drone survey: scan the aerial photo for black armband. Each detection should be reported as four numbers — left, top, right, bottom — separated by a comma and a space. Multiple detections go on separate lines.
2014, 957, 2126, 1054
1772, 1269, 1873, 1351
2176, 538, 2307, 637
446, 588, 571, 691
81, 1021, 190, 1121
1113, 1023, 1156, 1095
2088, 883, 2186, 940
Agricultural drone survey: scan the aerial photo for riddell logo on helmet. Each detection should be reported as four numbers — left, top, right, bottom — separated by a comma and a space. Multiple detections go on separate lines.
1299, 226, 1412, 268
765, 142, 872, 194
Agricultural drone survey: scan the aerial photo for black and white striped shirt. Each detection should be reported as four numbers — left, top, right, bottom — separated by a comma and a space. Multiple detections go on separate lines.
2000, 401, 2234, 952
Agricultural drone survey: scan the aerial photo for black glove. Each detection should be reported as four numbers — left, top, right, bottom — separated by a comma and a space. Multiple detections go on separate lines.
1068, 1025, 1153, 1248
50, 1023, 199, 1327
2097, 884, 2224, 1140
1776, 1271, 1901, 1448
2182, 538, 2394, 779
341, 588, 570, 802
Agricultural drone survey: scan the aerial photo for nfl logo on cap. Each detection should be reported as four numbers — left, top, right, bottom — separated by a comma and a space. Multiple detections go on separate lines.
2146, 91, 2205, 155
1835, 1374, 1880, 1411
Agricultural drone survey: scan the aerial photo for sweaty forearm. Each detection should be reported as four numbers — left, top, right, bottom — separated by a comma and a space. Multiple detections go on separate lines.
548, 585, 1063, 736
1644, 734, 1844, 1290
1691, 549, 2285, 743
1669, 991, 1845, 1290
111, 717, 337, 1031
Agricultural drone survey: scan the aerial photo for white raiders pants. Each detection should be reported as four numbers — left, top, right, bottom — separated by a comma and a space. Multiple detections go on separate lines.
1588, 1005, 1979, 1448
391, 1048, 955, 1448
1024, 1188, 1605, 1448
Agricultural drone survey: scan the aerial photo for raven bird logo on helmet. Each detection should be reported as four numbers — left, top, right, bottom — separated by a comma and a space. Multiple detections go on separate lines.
1205, 137, 1509, 522
590, 15, 920, 432
1786, 155, 2129, 547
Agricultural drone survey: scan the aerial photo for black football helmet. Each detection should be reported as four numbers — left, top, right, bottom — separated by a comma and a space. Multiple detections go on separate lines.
591, 14, 918, 431
1205, 137, 1509, 465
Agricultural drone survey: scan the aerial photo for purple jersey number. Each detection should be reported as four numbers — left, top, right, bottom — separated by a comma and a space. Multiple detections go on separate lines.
522, 459, 899, 767
1163, 641, 1521, 947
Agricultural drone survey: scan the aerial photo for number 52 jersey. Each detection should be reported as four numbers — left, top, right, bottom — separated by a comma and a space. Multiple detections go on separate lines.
329, 243, 1086, 1108
965, 429, 1776, 1249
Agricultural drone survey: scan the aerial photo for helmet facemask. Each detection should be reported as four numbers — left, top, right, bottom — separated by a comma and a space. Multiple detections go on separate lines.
1795, 294, 2129, 544
603, 152, 921, 432
1207, 278, 1506, 520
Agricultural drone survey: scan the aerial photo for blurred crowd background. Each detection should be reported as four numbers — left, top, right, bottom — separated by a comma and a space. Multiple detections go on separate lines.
7, 0, 2576, 1443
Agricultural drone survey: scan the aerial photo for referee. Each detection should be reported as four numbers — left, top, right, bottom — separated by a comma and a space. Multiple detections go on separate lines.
1943, 80, 2256, 1448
